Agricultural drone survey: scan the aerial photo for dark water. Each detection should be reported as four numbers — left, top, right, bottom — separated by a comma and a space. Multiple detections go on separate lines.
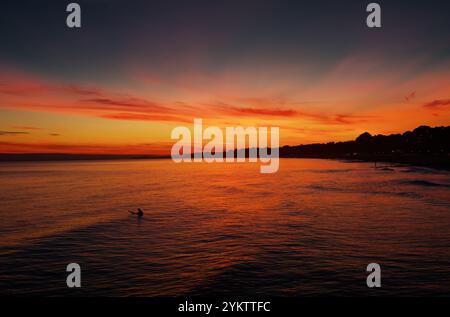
0, 159, 449, 296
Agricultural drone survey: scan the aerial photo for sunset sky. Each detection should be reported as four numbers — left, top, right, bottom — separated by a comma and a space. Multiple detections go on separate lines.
0, 0, 449, 154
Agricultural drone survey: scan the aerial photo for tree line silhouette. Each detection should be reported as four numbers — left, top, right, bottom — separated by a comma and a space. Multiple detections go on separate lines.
280, 125, 450, 169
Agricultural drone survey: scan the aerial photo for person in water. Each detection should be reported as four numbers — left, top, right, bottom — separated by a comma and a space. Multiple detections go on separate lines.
129, 208, 144, 217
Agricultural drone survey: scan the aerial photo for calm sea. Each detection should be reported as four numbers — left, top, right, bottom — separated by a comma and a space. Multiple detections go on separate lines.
0, 158, 449, 296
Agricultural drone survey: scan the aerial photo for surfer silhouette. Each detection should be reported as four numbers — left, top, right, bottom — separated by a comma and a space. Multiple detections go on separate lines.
129, 208, 144, 217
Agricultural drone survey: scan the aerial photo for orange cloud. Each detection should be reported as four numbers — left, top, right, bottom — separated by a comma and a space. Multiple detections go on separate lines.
1, 67, 379, 128
99, 112, 192, 123
212, 103, 298, 117
0, 68, 186, 121
81, 97, 172, 113
208, 102, 374, 125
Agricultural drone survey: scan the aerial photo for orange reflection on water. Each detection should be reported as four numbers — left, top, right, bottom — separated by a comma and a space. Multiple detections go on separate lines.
0, 159, 449, 295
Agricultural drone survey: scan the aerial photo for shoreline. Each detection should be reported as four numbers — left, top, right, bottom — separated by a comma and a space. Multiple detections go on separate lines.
282, 154, 450, 171
0, 153, 448, 171
0, 153, 170, 162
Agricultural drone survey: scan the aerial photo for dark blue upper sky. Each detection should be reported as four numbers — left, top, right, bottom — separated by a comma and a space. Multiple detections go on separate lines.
1, 0, 449, 83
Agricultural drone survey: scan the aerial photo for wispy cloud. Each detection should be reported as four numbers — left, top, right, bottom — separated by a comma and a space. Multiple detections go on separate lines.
2, 68, 378, 126
208, 102, 375, 125
423, 99, 450, 109
0, 131, 30, 136
405, 92, 416, 102
212, 103, 298, 117
99, 112, 192, 123
80, 97, 172, 113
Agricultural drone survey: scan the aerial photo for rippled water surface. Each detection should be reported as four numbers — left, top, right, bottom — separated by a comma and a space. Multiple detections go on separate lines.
0, 159, 449, 296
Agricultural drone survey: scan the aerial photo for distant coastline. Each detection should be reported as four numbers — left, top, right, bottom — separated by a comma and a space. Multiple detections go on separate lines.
0, 153, 170, 162
280, 125, 450, 170
1, 125, 449, 170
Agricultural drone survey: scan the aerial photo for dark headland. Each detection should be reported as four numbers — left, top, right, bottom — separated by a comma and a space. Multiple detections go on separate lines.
0, 125, 449, 170
279, 125, 450, 170
225, 125, 449, 170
